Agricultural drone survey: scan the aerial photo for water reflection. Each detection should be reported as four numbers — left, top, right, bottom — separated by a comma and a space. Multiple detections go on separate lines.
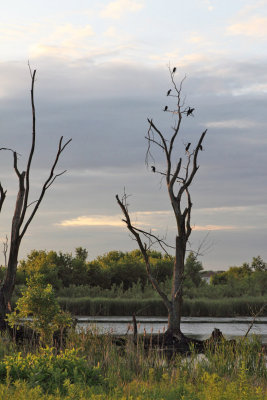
76, 316, 267, 343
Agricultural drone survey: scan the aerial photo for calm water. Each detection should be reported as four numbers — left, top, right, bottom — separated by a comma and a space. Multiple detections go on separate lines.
76, 316, 267, 343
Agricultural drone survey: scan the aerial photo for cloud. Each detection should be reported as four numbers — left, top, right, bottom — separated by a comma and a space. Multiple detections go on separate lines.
100, 0, 144, 19
57, 210, 172, 228
30, 24, 95, 59
232, 83, 267, 96
187, 34, 206, 44
195, 206, 251, 214
193, 225, 241, 231
50, 24, 95, 42
205, 119, 262, 129
227, 16, 267, 39
201, 0, 215, 11
57, 215, 124, 227
0, 23, 41, 42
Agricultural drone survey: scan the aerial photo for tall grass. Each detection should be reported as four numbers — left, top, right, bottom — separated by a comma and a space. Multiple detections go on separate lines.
58, 296, 267, 317
0, 329, 265, 399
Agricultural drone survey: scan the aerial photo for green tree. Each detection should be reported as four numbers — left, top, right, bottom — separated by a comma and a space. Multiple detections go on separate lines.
75, 247, 88, 262
19, 250, 62, 289
184, 251, 203, 287
251, 256, 267, 272
7, 274, 72, 346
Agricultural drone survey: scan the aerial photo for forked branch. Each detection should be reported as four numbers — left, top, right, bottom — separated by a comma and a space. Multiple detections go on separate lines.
116, 193, 171, 312
19, 136, 72, 239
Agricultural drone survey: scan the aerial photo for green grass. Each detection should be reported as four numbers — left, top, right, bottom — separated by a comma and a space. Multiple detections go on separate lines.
0, 330, 265, 399
58, 296, 267, 317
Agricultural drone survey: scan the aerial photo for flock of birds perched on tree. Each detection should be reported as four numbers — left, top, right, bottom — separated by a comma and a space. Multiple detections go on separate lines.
151, 66, 203, 174
164, 67, 195, 116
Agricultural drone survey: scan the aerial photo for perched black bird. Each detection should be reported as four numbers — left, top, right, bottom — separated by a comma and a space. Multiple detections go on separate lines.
172, 67, 176, 73
185, 143, 191, 152
164, 105, 168, 111
167, 89, 171, 96
186, 107, 195, 116
151, 166, 156, 173
199, 144, 203, 151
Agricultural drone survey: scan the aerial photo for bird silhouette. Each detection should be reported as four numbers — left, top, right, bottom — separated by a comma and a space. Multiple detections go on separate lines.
167, 89, 171, 96
164, 106, 168, 111
186, 107, 195, 116
199, 144, 203, 151
185, 143, 191, 152
151, 166, 156, 172
172, 67, 176, 73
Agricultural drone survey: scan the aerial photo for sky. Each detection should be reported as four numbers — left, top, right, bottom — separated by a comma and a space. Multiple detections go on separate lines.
0, 0, 267, 270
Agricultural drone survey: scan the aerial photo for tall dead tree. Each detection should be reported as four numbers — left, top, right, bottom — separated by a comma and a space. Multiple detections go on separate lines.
0, 69, 71, 330
116, 68, 207, 339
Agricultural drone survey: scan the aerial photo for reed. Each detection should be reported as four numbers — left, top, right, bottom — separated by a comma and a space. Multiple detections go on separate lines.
58, 296, 267, 317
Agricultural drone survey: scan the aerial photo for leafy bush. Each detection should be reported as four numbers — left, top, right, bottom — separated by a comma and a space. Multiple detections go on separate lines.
7, 274, 72, 345
0, 347, 103, 394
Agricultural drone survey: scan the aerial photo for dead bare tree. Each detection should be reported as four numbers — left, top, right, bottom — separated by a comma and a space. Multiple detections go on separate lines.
116, 67, 207, 340
0, 69, 71, 330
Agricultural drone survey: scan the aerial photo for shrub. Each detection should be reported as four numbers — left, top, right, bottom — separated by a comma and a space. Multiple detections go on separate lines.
0, 347, 103, 394
7, 274, 72, 345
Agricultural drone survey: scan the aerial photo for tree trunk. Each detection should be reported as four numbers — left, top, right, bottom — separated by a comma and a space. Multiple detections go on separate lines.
0, 240, 20, 330
0, 172, 24, 331
166, 235, 185, 337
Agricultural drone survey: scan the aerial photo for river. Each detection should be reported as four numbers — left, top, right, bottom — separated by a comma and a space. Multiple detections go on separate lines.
76, 316, 267, 343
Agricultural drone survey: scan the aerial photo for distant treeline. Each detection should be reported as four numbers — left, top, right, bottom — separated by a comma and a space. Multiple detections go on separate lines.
1, 248, 267, 304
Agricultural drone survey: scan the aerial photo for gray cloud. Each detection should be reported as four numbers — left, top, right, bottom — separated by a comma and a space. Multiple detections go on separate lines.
0, 57, 266, 268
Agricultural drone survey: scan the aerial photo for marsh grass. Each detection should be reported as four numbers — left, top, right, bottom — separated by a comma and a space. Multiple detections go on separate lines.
58, 296, 267, 317
0, 329, 265, 399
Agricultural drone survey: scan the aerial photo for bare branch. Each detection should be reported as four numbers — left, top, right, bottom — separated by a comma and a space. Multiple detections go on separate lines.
19, 69, 37, 229
0, 147, 20, 156
19, 136, 72, 239
116, 194, 171, 312
0, 148, 22, 178
0, 184, 7, 213
46, 170, 67, 189
177, 129, 207, 203
146, 119, 169, 164
244, 303, 267, 339
26, 200, 39, 208
123, 222, 175, 254
28, 61, 33, 79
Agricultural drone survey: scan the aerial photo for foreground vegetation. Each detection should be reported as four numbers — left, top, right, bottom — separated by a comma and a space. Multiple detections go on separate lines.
0, 330, 265, 399
0, 260, 265, 399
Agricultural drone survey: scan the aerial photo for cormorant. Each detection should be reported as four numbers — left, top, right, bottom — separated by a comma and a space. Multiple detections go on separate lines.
185, 143, 191, 152
172, 67, 176, 73
164, 106, 168, 111
186, 107, 195, 116
167, 89, 171, 96
151, 166, 156, 172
